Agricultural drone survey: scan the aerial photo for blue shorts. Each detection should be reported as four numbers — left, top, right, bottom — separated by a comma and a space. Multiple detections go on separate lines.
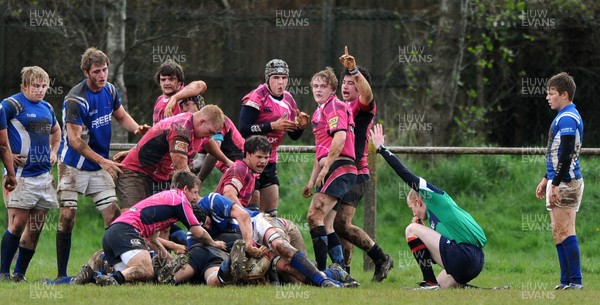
340, 173, 370, 207
317, 160, 357, 200
439, 236, 484, 284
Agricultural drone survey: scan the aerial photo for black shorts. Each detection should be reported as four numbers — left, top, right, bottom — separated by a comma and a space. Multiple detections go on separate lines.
102, 222, 147, 266
256, 162, 279, 189
316, 160, 357, 200
213, 232, 243, 252
188, 244, 228, 284
340, 173, 370, 207
439, 236, 485, 284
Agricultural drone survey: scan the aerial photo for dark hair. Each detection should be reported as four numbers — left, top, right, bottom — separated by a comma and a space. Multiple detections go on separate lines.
547, 72, 576, 101
244, 135, 271, 156
193, 204, 209, 226
171, 170, 200, 190
339, 66, 371, 85
155, 59, 185, 86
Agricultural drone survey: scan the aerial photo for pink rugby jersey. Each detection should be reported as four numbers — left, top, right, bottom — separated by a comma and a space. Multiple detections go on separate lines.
312, 95, 356, 161
215, 160, 257, 207
242, 83, 298, 164
113, 189, 200, 238
348, 98, 376, 175
152, 87, 184, 125
122, 113, 207, 181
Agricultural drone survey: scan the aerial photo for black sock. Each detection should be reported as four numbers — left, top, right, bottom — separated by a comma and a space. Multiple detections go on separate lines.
367, 243, 386, 263
113, 270, 125, 284
217, 256, 233, 285
310, 226, 328, 270
56, 231, 72, 278
407, 237, 437, 284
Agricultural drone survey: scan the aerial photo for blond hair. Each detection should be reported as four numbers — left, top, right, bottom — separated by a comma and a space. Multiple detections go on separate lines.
80, 47, 110, 72
197, 104, 225, 128
20, 66, 49, 90
311, 66, 338, 90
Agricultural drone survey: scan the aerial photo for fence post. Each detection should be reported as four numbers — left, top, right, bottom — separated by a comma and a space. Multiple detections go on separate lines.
363, 141, 377, 271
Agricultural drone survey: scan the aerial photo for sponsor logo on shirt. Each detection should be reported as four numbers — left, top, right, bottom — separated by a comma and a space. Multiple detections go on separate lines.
264, 106, 273, 113
560, 127, 574, 133
231, 178, 243, 191
173, 140, 189, 153
130, 239, 142, 246
91, 114, 111, 129
328, 116, 339, 129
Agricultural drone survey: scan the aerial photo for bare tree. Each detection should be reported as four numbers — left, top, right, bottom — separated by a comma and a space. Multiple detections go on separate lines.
424, 0, 469, 146
107, 0, 128, 143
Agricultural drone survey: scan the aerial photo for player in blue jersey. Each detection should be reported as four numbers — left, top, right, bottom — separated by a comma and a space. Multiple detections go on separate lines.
0, 66, 60, 282
371, 124, 487, 290
535, 72, 584, 290
55, 48, 150, 280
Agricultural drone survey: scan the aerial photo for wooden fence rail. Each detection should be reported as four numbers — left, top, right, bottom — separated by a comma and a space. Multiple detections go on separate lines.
110, 144, 600, 270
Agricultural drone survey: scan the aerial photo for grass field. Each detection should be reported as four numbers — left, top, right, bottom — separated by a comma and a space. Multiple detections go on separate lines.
2, 153, 600, 304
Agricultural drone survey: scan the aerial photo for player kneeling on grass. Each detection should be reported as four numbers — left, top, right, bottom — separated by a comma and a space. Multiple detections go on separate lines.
371, 124, 487, 290
97, 170, 226, 286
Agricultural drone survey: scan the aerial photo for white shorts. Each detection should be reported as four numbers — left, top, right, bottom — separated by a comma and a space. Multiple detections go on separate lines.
57, 162, 117, 209
4, 172, 58, 210
546, 179, 584, 212
253, 213, 288, 247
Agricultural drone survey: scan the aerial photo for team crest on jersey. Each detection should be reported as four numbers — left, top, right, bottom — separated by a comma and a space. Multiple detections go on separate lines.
173, 140, 189, 153
130, 239, 142, 246
231, 178, 243, 191
328, 116, 339, 129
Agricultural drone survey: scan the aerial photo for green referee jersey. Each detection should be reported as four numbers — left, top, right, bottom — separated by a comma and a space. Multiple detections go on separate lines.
419, 178, 487, 248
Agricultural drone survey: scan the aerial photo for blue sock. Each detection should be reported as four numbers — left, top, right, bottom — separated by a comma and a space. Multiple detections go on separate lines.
327, 233, 344, 265
45, 276, 74, 285
1, 230, 20, 274
290, 251, 326, 286
562, 235, 582, 285
14, 246, 35, 275
310, 226, 328, 270
56, 231, 72, 277
556, 243, 568, 285
324, 267, 342, 281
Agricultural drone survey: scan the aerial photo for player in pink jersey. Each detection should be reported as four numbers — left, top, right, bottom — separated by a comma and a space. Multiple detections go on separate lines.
116, 105, 233, 210
98, 171, 226, 286
302, 67, 357, 271
239, 59, 310, 216
215, 136, 271, 208
152, 59, 207, 124
334, 49, 393, 281
194, 115, 246, 181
